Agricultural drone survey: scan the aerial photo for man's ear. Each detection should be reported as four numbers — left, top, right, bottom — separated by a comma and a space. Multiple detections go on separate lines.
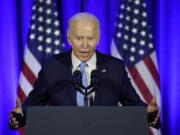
67, 32, 72, 46
96, 35, 100, 45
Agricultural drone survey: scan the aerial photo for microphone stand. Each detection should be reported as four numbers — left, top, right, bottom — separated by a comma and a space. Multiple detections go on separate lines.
82, 85, 98, 107
83, 87, 89, 107
76, 86, 96, 107
73, 70, 100, 107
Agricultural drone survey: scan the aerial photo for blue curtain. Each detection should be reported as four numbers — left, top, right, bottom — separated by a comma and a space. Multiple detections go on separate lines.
0, 0, 180, 135
156, 1, 180, 135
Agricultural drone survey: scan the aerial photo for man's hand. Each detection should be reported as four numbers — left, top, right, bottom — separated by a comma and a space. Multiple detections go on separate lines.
147, 98, 160, 128
9, 98, 24, 129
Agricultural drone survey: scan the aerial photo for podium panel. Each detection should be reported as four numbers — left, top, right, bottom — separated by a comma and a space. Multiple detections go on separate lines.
25, 106, 148, 135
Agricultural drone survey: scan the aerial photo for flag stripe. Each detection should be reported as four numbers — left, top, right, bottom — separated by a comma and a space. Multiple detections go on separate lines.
111, 0, 160, 134
22, 62, 37, 86
18, 1, 64, 135
18, 86, 27, 103
150, 52, 159, 71
135, 60, 161, 104
149, 128, 154, 135
150, 127, 161, 135
135, 60, 158, 96
144, 56, 160, 89
129, 67, 153, 103
129, 73, 146, 102
18, 127, 25, 135
111, 39, 123, 60
24, 47, 41, 77
111, 40, 146, 102
19, 73, 33, 96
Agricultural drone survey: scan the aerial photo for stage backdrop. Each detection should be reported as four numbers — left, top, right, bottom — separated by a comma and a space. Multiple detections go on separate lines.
0, 0, 180, 135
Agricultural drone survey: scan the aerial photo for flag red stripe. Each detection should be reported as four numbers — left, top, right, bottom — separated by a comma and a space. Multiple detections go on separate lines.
18, 126, 25, 135
22, 62, 37, 86
144, 56, 160, 90
18, 86, 27, 103
129, 67, 155, 135
148, 128, 154, 135
129, 66, 153, 103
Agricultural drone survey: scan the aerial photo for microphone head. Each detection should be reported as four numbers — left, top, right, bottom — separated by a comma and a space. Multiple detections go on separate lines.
73, 70, 82, 79
72, 70, 82, 89
90, 69, 100, 89
91, 69, 99, 78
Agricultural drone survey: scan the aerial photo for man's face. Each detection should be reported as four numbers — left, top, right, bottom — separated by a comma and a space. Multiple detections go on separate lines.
68, 21, 100, 62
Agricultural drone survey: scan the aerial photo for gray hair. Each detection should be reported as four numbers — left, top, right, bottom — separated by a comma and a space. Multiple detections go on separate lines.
68, 12, 100, 34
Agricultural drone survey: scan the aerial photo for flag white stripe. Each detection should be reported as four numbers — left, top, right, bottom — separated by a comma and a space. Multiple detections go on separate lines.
150, 52, 159, 72
135, 61, 160, 106
111, 42, 160, 135
112, 0, 161, 134
19, 72, 33, 96
128, 72, 147, 103
111, 39, 146, 102
150, 127, 161, 134
110, 39, 123, 60
24, 47, 41, 77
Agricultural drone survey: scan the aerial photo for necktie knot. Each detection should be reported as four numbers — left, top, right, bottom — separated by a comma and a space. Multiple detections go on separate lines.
80, 62, 88, 73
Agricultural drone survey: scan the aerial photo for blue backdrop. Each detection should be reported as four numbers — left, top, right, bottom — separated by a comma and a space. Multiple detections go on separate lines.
0, 0, 180, 135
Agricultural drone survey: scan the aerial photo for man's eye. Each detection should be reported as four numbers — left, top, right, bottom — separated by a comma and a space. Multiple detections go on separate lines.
76, 37, 81, 40
88, 37, 94, 40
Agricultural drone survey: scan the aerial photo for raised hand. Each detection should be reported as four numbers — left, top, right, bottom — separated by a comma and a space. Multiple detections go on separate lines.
147, 98, 160, 128
9, 98, 24, 129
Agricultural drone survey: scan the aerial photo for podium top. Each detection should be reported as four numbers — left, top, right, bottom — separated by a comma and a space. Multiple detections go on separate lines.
26, 106, 148, 135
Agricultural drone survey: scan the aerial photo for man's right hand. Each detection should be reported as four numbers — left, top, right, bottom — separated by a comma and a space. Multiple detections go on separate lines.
9, 98, 24, 129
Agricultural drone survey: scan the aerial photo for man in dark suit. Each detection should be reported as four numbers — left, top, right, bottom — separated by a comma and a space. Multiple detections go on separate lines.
10, 12, 159, 129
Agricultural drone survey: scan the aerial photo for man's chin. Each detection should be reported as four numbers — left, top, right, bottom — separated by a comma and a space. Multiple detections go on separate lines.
79, 55, 92, 62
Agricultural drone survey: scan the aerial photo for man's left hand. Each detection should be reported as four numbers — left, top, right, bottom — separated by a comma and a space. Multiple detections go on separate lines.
147, 98, 160, 128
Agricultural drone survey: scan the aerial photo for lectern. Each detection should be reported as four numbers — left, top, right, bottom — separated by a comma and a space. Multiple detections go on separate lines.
25, 106, 148, 135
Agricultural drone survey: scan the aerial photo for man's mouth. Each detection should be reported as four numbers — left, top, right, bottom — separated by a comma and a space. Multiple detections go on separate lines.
80, 51, 90, 53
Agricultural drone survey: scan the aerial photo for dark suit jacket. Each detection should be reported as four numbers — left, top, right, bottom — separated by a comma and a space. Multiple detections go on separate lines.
23, 50, 146, 112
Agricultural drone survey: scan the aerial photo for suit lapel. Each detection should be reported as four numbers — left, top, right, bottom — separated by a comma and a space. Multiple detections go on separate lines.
57, 50, 77, 106
94, 51, 107, 105
66, 65, 77, 106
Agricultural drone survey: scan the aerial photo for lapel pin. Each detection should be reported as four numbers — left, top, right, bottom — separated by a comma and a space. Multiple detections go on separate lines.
101, 69, 106, 72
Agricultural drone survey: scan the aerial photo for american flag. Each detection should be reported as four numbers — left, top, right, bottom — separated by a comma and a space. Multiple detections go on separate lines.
17, 0, 64, 134
111, 0, 161, 135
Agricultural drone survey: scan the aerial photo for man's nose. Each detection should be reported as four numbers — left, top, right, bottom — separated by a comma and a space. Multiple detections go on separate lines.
82, 38, 88, 48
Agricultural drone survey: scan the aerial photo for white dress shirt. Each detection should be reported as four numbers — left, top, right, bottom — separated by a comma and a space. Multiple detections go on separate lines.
71, 51, 96, 99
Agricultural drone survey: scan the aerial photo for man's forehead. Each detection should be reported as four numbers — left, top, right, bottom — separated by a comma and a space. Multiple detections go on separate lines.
69, 22, 98, 33
70, 20, 98, 28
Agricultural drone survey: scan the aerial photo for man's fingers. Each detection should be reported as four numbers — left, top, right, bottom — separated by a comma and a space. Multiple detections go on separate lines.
14, 125, 19, 129
147, 97, 159, 113
9, 98, 24, 129
149, 98, 156, 105
16, 98, 22, 108
152, 110, 160, 124
11, 116, 19, 124
14, 98, 23, 114
12, 119, 19, 125
10, 116, 19, 128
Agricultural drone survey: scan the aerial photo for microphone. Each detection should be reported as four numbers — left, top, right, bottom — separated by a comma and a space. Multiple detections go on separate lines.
72, 70, 82, 89
73, 70, 84, 94
72, 69, 100, 106
87, 69, 100, 89
73, 70, 82, 89
86, 70, 100, 96
88, 70, 100, 106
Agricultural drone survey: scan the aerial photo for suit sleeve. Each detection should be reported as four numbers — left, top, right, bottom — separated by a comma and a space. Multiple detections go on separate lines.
118, 62, 147, 106
22, 65, 49, 115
